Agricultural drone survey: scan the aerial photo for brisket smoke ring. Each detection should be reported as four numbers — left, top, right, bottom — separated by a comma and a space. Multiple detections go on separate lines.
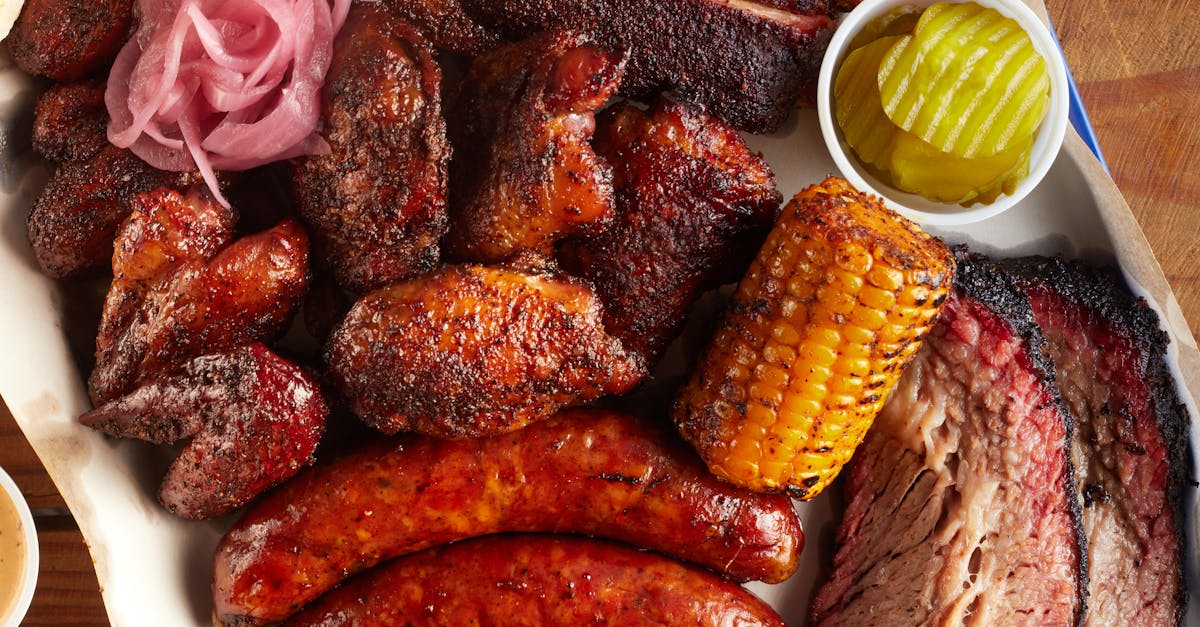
1003, 256, 1191, 627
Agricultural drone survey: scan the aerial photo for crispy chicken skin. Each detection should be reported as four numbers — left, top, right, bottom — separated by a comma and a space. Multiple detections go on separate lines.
27, 145, 189, 279
81, 344, 328, 520
327, 264, 645, 438
461, 0, 833, 133
7, 0, 133, 81
89, 188, 310, 405
444, 31, 626, 263
32, 79, 110, 164
294, 5, 450, 296
381, 0, 501, 55
559, 99, 781, 364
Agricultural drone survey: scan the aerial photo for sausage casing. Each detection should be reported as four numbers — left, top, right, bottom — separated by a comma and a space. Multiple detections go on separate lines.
213, 409, 802, 625
285, 534, 786, 626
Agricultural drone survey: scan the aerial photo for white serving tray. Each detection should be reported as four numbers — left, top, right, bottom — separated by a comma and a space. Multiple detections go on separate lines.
1, 10, 1197, 626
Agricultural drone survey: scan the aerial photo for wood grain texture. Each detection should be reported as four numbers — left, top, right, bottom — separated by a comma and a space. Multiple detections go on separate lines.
1, 402, 66, 510
2, 403, 107, 624
1048, 0, 1200, 338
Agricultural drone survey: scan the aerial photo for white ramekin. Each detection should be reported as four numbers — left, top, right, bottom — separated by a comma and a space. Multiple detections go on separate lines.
816, 0, 1070, 226
0, 466, 38, 627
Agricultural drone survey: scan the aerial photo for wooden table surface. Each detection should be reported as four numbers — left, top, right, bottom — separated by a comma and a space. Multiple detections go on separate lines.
2, 2, 1199, 624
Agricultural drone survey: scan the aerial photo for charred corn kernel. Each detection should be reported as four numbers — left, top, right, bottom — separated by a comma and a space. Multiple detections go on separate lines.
674, 177, 955, 498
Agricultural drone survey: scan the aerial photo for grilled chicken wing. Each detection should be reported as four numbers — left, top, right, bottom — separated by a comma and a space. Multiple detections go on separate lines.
81, 343, 328, 520
27, 145, 191, 279
327, 263, 645, 438
89, 187, 309, 405
7, 0, 133, 81
294, 4, 450, 296
32, 79, 110, 164
381, 0, 501, 55
461, 0, 832, 133
558, 99, 781, 364
444, 31, 626, 264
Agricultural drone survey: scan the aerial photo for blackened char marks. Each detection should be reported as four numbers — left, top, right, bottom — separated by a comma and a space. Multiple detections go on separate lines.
1004, 255, 1190, 627
461, 0, 834, 133
812, 253, 1086, 626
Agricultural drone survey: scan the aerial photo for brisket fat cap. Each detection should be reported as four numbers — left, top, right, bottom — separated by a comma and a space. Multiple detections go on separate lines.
812, 254, 1086, 627
1004, 256, 1190, 627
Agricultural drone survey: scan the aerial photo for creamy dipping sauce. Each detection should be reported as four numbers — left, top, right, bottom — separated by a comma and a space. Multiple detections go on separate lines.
0, 488, 26, 621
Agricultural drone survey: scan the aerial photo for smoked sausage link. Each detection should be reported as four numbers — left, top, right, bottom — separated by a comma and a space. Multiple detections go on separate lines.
284, 534, 787, 626
213, 409, 802, 625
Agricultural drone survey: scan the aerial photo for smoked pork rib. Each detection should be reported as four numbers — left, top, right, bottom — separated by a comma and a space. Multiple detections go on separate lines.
460, 0, 833, 133
1004, 256, 1190, 627
812, 254, 1086, 626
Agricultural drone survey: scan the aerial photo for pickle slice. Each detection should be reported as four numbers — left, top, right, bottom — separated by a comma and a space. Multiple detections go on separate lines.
835, 36, 905, 169
877, 1, 1049, 158
888, 128, 1031, 204
848, 6, 922, 52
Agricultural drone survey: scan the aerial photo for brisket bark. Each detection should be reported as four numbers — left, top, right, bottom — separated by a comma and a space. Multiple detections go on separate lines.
1004, 256, 1190, 627
812, 253, 1086, 626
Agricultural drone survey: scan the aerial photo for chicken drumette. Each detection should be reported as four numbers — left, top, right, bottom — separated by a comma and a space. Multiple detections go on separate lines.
327, 262, 645, 438
81, 343, 328, 520
444, 31, 627, 263
293, 4, 450, 296
88, 187, 309, 405
558, 99, 781, 364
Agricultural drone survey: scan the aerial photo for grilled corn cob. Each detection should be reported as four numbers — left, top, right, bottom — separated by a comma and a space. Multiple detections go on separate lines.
673, 177, 955, 498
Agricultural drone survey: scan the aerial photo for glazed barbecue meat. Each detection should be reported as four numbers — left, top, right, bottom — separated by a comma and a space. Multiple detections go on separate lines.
31, 79, 110, 164
81, 344, 328, 520
559, 99, 781, 364
461, 0, 833, 133
812, 255, 1086, 626
287, 535, 786, 626
293, 5, 449, 296
1005, 256, 1190, 626
381, 0, 500, 55
27, 80, 197, 280
7, 0, 133, 81
27, 145, 189, 279
89, 187, 310, 405
213, 409, 801, 624
327, 264, 645, 438
444, 31, 626, 264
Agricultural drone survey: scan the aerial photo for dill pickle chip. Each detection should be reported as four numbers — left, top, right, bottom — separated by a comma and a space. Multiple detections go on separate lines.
877, 1, 1049, 159
848, 6, 922, 51
888, 129, 1031, 204
835, 36, 906, 168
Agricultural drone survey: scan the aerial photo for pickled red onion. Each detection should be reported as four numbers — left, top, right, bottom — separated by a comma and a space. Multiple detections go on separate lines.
106, 0, 352, 206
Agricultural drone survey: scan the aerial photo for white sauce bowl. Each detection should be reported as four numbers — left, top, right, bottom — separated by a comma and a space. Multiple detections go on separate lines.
816, 0, 1070, 225
0, 467, 38, 627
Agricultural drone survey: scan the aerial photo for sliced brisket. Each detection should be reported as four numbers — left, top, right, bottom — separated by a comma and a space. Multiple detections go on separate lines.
812, 254, 1086, 626
1005, 256, 1190, 627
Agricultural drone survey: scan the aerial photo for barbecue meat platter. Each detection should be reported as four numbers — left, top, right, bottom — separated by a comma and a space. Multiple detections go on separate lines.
0, 0, 1196, 625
